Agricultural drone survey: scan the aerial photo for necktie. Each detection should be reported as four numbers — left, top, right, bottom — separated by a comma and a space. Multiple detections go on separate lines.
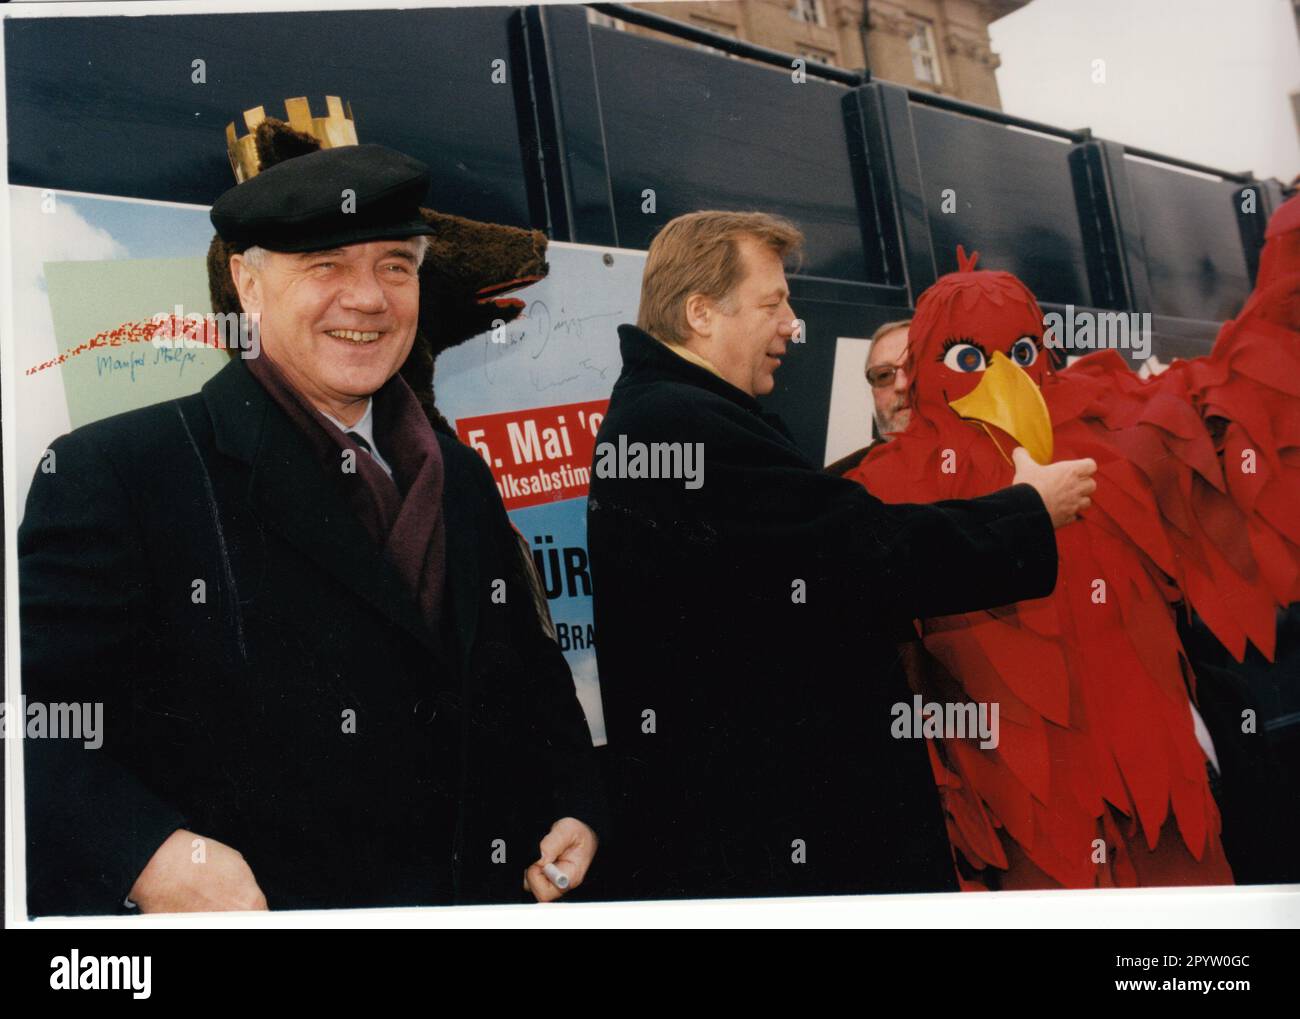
347, 429, 396, 481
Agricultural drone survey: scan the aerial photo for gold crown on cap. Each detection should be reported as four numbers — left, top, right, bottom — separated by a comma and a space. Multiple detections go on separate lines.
225, 95, 358, 183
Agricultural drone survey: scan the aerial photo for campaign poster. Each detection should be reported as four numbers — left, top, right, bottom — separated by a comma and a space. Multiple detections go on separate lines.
434, 242, 649, 744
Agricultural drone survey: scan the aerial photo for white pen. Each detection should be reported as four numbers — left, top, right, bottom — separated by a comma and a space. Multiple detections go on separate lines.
543, 862, 570, 890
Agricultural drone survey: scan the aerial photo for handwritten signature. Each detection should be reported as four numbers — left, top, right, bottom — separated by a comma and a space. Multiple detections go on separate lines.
479, 298, 621, 390
96, 346, 199, 382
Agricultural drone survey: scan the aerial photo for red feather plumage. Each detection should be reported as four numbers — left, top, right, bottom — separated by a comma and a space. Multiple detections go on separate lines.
845, 195, 1300, 888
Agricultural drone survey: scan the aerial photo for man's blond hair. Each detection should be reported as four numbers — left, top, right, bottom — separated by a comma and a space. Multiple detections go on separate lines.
637, 210, 804, 344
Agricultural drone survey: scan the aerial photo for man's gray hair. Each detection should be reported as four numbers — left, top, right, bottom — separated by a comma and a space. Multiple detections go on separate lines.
865, 318, 912, 375
870, 318, 912, 345
241, 234, 430, 273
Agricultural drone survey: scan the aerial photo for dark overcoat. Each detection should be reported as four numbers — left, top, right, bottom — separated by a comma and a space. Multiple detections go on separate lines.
587, 325, 1059, 900
19, 355, 601, 916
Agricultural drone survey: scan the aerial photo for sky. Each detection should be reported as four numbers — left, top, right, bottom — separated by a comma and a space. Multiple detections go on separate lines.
990, 0, 1300, 182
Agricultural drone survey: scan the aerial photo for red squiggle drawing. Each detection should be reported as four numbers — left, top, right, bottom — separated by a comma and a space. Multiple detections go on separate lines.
26, 315, 230, 375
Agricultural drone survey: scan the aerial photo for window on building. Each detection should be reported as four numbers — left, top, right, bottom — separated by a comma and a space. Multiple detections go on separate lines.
798, 47, 835, 66
791, 0, 826, 28
909, 18, 942, 85
587, 9, 626, 31
691, 19, 740, 59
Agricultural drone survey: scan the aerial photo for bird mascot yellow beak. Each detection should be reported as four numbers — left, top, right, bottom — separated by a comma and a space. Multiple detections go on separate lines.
947, 351, 1054, 464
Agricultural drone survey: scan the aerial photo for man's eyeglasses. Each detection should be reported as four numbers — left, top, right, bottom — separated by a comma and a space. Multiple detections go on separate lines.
866, 364, 906, 389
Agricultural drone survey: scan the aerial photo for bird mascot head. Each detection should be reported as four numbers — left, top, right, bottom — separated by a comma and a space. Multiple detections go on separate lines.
907, 245, 1055, 465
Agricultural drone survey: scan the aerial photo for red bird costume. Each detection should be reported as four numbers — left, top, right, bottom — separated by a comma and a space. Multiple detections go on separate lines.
846, 194, 1300, 889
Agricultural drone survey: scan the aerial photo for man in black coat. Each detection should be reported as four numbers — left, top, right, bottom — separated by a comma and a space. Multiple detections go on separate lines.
19, 144, 600, 915
587, 211, 1096, 900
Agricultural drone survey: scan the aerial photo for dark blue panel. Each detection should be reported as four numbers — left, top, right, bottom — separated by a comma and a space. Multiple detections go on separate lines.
588, 25, 870, 284
4, 8, 534, 225
911, 104, 1093, 308
523, 5, 618, 244
847, 83, 937, 300
1148, 314, 1221, 360
1125, 159, 1252, 321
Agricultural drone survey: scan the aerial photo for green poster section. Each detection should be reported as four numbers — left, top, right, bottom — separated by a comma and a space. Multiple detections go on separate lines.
43, 257, 228, 429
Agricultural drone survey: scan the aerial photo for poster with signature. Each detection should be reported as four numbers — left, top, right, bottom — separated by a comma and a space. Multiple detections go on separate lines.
435, 241, 649, 743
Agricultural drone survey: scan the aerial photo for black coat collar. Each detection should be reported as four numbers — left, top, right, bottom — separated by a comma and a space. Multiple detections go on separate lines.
200, 355, 465, 671
615, 324, 796, 442
616, 325, 763, 412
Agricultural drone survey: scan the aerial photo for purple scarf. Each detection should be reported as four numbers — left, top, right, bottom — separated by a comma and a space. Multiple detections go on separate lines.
245, 351, 448, 623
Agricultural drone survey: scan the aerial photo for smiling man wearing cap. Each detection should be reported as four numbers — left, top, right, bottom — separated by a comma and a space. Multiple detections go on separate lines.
19, 143, 602, 914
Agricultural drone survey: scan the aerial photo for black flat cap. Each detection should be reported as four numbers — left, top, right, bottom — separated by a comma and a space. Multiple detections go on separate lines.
210, 143, 435, 253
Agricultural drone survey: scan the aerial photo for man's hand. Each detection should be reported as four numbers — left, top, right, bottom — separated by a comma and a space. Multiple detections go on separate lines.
523, 817, 598, 902
128, 828, 269, 913
1011, 446, 1097, 528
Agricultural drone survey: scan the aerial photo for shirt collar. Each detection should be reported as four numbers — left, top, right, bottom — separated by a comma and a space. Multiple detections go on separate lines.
656, 337, 724, 379
320, 397, 375, 445
320, 397, 396, 479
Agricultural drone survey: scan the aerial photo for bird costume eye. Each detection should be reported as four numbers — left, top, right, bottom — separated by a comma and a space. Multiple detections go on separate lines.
1010, 336, 1039, 367
941, 339, 987, 373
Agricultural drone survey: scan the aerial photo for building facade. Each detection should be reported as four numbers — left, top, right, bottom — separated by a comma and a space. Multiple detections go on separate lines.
590, 0, 1031, 109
